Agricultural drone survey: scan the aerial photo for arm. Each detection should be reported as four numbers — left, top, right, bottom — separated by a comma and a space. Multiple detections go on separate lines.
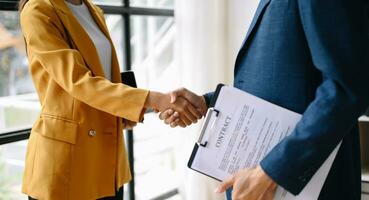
21, 3, 148, 122
260, 0, 369, 194
21, 3, 201, 123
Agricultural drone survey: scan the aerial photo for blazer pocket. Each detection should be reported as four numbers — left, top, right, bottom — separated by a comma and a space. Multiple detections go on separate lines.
32, 114, 78, 144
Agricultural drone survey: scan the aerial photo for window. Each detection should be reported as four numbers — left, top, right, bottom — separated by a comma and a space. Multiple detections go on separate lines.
93, 0, 123, 6
130, 15, 178, 199
0, 1, 175, 200
130, 0, 174, 9
131, 16, 175, 88
0, 11, 38, 134
0, 140, 27, 200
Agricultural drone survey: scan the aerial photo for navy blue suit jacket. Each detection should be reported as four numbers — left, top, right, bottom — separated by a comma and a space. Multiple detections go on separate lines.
204, 0, 369, 198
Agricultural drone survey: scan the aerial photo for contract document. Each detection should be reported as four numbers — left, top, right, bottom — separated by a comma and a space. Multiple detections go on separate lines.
188, 85, 341, 200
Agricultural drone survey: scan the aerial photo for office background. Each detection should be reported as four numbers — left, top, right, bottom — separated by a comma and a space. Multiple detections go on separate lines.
0, 0, 259, 199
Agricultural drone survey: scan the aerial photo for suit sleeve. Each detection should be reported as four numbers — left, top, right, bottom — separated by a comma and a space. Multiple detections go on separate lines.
203, 92, 215, 108
21, 3, 149, 122
260, 0, 369, 195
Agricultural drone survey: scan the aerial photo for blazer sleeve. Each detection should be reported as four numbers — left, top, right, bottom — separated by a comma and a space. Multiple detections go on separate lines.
94, 5, 105, 16
20, 3, 149, 122
260, 0, 369, 195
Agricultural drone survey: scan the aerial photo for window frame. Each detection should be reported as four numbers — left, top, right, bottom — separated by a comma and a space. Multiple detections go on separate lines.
0, 0, 175, 199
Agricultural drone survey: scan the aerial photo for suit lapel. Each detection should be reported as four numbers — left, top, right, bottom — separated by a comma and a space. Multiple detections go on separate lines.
48, 0, 122, 83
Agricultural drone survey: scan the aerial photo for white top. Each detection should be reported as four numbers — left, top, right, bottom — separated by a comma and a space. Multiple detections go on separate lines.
66, 1, 112, 80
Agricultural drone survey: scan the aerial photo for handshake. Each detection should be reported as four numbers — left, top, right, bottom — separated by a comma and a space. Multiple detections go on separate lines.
146, 88, 208, 128
124, 88, 207, 129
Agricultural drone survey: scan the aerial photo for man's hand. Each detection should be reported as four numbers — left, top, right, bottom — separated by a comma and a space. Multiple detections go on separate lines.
215, 166, 277, 200
158, 88, 208, 128
169, 88, 208, 115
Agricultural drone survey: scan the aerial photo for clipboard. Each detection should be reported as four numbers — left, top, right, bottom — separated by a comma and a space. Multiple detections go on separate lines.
187, 83, 225, 181
186, 84, 342, 200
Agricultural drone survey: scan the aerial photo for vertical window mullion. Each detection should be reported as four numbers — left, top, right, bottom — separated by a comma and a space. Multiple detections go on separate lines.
122, 0, 135, 200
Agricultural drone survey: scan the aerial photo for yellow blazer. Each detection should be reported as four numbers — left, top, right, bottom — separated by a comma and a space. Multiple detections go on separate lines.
20, 0, 149, 199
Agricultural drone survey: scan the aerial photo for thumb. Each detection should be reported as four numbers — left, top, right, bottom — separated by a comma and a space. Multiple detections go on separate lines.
215, 175, 235, 193
170, 91, 178, 103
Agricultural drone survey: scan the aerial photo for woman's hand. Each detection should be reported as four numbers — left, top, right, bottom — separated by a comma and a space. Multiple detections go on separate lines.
215, 166, 277, 200
145, 91, 202, 126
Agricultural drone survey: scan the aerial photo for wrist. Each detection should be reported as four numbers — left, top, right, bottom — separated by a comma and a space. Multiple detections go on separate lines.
203, 94, 211, 108
144, 91, 164, 110
199, 95, 208, 115
199, 95, 207, 108
257, 165, 276, 187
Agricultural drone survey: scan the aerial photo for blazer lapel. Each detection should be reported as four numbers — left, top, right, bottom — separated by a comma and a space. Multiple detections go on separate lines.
48, 0, 122, 83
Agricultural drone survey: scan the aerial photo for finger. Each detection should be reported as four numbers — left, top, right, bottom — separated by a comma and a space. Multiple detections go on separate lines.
215, 175, 235, 193
180, 114, 192, 126
174, 88, 201, 108
197, 108, 207, 117
170, 88, 191, 103
153, 108, 160, 113
159, 109, 174, 120
177, 119, 187, 128
170, 91, 179, 103
173, 88, 188, 99
182, 108, 198, 124
179, 101, 198, 123
170, 118, 180, 128
165, 111, 179, 124
174, 98, 198, 123
187, 103, 203, 119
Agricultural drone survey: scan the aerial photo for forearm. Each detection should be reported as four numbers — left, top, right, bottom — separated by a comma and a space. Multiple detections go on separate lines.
261, 0, 369, 194
144, 91, 166, 110
260, 78, 369, 195
21, 6, 149, 122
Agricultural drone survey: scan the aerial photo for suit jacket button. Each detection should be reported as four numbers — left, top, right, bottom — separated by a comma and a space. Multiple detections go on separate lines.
88, 130, 97, 137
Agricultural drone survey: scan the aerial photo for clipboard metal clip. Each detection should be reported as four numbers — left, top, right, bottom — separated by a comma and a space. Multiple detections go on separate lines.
213, 109, 220, 117
197, 108, 220, 147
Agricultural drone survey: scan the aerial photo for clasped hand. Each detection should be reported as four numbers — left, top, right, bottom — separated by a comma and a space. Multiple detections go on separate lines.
152, 88, 208, 128
145, 88, 207, 126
